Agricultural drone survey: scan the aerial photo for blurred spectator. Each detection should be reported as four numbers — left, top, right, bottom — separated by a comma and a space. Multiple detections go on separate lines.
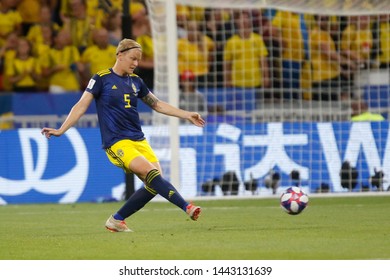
26, 5, 60, 48
203, 8, 234, 87
351, 99, 385, 121
135, 17, 154, 89
86, 0, 106, 28
41, 29, 83, 93
179, 69, 207, 116
4, 37, 41, 92
309, 15, 356, 101
0, 31, 18, 91
330, 16, 347, 48
80, 28, 116, 87
130, 0, 147, 18
178, 20, 215, 88
176, 4, 190, 38
104, 8, 122, 46
0, 0, 22, 47
251, 9, 273, 36
372, 14, 390, 69
188, 6, 205, 22
256, 9, 283, 97
340, 15, 373, 95
341, 15, 373, 70
33, 24, 55, 91
103, 0, 147, 21
271, 10, 308, 99
61, 0, 99, 53
223, 10, 270, 88
130, 1, 148, 39
17, 0, 42, 35
101, 1, 147, 43
60, 0, 105, 28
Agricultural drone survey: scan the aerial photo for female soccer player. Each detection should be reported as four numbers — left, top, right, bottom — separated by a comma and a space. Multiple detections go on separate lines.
41, 38, 205, 232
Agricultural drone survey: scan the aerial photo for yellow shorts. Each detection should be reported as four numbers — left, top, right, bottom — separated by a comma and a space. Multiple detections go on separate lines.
105, 139, 159, 172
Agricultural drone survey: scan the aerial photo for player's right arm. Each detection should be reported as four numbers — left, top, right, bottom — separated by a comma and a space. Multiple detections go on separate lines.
41, 91, 94, 138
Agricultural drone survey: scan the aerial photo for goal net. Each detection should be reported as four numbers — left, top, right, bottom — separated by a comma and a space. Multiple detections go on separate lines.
144, 0, 390, 196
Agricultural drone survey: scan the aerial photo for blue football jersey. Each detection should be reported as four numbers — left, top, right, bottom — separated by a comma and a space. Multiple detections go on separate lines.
86, 68, 150, 148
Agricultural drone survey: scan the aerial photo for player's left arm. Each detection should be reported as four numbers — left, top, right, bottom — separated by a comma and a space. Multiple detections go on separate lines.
142, 92, 205, 127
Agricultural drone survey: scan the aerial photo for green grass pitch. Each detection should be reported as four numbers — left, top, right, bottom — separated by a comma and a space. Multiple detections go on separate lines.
0, 194, 389, 260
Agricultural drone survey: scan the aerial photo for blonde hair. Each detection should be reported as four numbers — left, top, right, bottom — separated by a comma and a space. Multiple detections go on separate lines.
116, 38, 142, 55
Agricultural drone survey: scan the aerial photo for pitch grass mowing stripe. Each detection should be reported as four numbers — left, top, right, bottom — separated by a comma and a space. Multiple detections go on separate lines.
0, 195, 389, 260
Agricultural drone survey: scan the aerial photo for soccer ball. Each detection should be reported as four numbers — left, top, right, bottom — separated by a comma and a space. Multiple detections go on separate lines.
280, 187, 309, 215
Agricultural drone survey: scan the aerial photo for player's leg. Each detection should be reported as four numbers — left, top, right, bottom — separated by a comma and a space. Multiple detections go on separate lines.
105, 140, 201, 232
130, 155, 201, 221
111, 161, 162, 221
110, 157, 200, 224
105, 179, 156, 232
130, 140, 201, 220
129, 157, 191, 212
105, 140, 157, 232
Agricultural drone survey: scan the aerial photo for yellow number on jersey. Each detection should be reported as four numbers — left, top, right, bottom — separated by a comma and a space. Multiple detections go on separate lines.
124, 94, 131, 108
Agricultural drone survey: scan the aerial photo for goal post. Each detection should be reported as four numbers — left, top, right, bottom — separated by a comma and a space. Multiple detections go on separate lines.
144, 0, 390, 196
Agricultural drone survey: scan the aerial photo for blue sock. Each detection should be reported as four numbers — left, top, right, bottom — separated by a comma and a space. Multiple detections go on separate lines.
145, 169, 188, 211
113, 213, 124, 220
115, 186, 156, 219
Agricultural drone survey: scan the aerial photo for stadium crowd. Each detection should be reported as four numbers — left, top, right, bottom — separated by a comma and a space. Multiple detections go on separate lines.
0, 0, 389, 103
0, 0, 153, 93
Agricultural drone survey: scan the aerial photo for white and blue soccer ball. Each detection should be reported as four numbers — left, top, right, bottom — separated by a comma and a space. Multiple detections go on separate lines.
280, 186, 309, 215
